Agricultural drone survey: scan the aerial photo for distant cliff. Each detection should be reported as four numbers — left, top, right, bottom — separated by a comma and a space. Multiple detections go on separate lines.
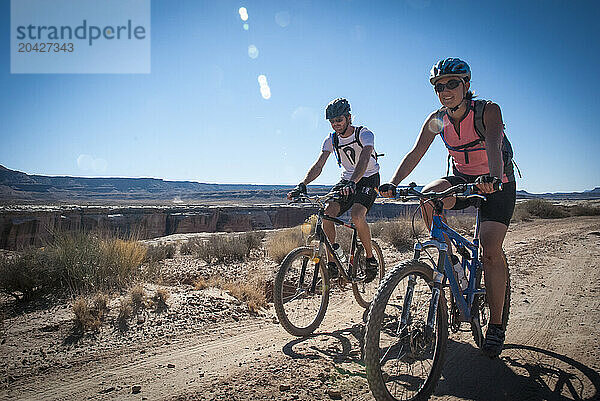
0, 165, 329, 205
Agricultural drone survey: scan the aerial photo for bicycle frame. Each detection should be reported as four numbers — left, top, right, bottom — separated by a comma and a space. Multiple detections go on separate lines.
410, 205, 485, 329
314, 209, 360, 282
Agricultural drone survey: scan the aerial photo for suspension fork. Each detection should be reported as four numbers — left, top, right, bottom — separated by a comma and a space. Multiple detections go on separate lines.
425, 250, 447, 339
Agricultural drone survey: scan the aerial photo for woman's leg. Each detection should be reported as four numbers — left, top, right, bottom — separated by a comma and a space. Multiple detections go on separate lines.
479, 220, 509, 325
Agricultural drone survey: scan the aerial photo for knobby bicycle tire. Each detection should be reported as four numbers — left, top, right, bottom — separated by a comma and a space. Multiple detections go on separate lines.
352, 240, 386, 308
273, 246, 330, 337
364, 260, 449, 401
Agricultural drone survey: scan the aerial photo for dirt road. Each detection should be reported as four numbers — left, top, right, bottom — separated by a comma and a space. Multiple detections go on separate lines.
2, 217, 600, 401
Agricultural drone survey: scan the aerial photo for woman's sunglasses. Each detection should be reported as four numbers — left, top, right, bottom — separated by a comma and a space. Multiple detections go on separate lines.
434, 79, 462, 93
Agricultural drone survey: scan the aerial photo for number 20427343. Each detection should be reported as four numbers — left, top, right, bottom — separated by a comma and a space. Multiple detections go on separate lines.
18, 42, 74, 52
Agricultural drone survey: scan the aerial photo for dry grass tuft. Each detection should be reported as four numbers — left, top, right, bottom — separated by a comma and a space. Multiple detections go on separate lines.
371, 218, 423, 251
266, 227, 304, 264
185, 232, 265, 264
130, 284, 147, 312
72, 293, 110, 332
117, 298, 133, 327
193, 271, 268, 314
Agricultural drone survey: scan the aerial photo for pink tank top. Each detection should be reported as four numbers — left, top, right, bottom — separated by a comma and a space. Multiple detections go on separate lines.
441, 102, 509, 183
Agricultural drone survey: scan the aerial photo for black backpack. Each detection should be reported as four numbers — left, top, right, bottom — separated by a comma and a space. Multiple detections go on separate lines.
331, 126, 383, 167
437, 99, 520, 180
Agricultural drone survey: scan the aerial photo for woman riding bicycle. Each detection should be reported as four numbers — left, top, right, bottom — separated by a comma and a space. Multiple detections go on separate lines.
379, 58, 516, 358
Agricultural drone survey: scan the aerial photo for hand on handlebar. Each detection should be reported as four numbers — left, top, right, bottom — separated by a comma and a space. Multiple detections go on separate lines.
474, 176, 502, 194
287, 182, 307, 200
378, 183, 397, 198
338, 180, 356, 197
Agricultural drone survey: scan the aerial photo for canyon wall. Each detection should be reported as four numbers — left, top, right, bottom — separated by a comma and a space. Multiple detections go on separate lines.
0, 203, 474, 250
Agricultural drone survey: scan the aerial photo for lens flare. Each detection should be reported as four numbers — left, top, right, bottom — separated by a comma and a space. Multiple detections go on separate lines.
260, 85, 271, 99
428, 117, 444, 134
243, 23, 249, 30
257, 74, 267, 85
275, 11, 290, 27
248, 44, 259, 59
238, 7, 248, 21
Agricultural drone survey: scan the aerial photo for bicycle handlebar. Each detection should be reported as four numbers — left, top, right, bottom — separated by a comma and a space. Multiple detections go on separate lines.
393, 181, 501, 203
289, 192, 342, 208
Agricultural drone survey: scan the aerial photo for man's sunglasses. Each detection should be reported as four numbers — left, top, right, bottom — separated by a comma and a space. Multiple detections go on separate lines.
329, 117, 345, 124
434, 79, 462, 93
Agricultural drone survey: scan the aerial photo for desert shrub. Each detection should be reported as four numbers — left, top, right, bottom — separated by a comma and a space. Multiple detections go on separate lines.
243, 231, 265, 256
144, 243, 176, 263
569, 204, 600, 216
266, 227, 304, 264
447, 214, 475, 234
72, 293, 109, 332
0, 232, 148, 301
117, 298, 133, 328
129, 284, 147, 311
0, 249, 56, 301
514, 199, 569, 220
194, 270, 268, 313
180, 238, 202, 255
372, 218, 420, 251
191, 232, 266, 265
152, 288, 170, 307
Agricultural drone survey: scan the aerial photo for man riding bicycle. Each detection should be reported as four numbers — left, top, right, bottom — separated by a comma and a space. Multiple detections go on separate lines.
379, 58, 516, 358
288, 98, 380, 283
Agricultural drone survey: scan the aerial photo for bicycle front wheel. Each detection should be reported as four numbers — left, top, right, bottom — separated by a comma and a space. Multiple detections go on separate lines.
364, 260, 448, 401
273, 246, 330, 337
352, 239, 386, 308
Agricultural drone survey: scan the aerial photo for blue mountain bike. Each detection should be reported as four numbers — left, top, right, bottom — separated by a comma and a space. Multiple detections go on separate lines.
364, 182, 511, 401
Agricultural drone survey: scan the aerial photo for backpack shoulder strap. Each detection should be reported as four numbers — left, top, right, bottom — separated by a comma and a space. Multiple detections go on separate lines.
331, 132, 341, 167
354, 126, 364, 147
472, 99, 491, 140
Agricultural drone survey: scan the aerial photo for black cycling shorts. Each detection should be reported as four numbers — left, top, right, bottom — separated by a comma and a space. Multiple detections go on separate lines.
444, 173, 516, 227
330, 173, 380, 216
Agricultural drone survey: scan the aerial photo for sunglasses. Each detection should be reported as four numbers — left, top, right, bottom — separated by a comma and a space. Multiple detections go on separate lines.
329, 116, 345, 124
434, 79, 462, 93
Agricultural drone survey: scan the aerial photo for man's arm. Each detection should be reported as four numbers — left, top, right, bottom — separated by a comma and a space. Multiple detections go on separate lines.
349, 145, 373, 183
301, 151, 330, 185
389, 112, 438, 185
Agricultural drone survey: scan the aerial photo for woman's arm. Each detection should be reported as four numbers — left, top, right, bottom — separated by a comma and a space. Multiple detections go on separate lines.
389, 112, 439, 185
482, 102, 504, 180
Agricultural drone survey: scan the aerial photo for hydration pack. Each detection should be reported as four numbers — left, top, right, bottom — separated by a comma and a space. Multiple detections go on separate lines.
331, 126, 383, 167
437, 99, 520, 180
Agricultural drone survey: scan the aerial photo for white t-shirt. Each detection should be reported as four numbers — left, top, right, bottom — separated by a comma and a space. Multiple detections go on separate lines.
322, 126, 380, 181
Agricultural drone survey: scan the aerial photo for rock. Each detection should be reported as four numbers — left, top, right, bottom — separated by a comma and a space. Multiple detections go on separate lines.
99, 386, 115, 394
132, 385, 142, 394
327, 389, 342, 399
167, 363, 175, 368
279, 384, 291, 391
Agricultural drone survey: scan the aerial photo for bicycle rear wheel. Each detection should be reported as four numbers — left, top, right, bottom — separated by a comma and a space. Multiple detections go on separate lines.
352, 240, 386, 308
471, 251, 511, 348
364, 260, 448, 401
273, 246, 330, 337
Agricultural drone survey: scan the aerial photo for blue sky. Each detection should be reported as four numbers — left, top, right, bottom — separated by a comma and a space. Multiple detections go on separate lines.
1, 0, 599, 193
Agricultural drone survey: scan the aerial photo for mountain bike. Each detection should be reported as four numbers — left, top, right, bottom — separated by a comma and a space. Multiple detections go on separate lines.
273, 193, 386, 337
364, 182, 511, 401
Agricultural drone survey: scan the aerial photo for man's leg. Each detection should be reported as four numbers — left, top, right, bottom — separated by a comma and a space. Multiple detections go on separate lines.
350, 203, 373, 258
479, 220, 508, 325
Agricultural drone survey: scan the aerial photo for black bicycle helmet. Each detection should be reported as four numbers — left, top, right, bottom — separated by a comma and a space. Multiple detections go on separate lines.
325, 98, 351, 120
429, 58, 471, 85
